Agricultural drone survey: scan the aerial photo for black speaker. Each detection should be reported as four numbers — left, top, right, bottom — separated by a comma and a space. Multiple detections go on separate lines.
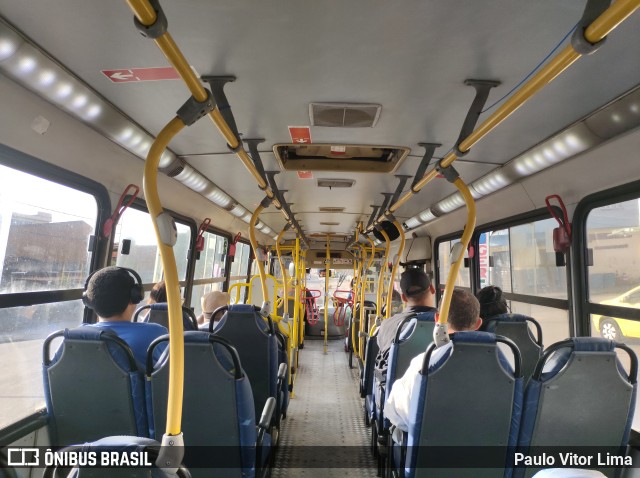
373, 221, 400, 242
82, 266, 144, 309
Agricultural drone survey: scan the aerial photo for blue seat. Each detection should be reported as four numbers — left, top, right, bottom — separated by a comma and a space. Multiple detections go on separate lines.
134, 303, 199, 331
43, 328, 149, 446
147, 331, 274, 478
483, 313, 543, 384
373, 311, 436, 460
390, 331, 523, 478
211, 305, 283, 430
516, 338, 637, 478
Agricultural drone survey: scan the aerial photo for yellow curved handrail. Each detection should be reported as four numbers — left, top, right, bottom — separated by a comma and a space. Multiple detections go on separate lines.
438, 179, 476, 326
143, 116, 186, 436
376, 229, 391, 320
386, 220, 405, 319
249, 203, 269, 306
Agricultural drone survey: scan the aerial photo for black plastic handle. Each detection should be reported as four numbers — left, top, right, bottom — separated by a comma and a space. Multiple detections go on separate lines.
146, 333, 244, 380
617, 342, 638, 384
420, 335, 522, 378
208, 305, 229, 332
133, 304, 152, 322
484, 316, 544, 347
495, 335, 522, 379
182, 305, 199, 330
393, 313, 418, 344
42, 330, 65, 366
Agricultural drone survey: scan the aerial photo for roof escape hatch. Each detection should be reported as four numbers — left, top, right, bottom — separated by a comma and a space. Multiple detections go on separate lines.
309, 103, 382, 127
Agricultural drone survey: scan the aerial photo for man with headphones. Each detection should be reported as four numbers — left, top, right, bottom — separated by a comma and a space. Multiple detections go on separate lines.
83, 266, 167, 366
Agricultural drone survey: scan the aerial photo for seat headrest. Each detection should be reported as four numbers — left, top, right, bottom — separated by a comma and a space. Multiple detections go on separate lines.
65, 326, 115, 341
572, 337, 616, 352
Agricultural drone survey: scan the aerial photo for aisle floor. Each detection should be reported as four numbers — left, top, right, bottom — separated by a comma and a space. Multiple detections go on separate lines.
273, 338, 377, 477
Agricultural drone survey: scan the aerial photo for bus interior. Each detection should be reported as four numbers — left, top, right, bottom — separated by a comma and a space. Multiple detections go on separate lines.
1, 0, 640, 477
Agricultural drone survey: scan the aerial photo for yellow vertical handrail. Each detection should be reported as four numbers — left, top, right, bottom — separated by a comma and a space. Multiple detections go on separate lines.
386, 221, 405, 319
249, 202, 269, 308
437, 179, 477, 327
376, 230, 391, 320
143, 116, 186, 437
276, 229, 288, 317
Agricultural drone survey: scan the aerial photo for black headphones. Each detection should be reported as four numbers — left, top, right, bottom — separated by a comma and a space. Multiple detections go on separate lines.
82, 266, 144, 309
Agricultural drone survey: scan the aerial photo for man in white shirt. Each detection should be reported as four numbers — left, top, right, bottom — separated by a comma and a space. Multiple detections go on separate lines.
384, 289, 483, 432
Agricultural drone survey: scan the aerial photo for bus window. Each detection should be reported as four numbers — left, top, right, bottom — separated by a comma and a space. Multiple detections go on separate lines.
192, 231, 227, 316
112, 207, 192, 297
437, 238, 471, 294
587, 198, 640, 365
0, 163, 99, 428
229, 242, 251, 302
479, 217, 570, 342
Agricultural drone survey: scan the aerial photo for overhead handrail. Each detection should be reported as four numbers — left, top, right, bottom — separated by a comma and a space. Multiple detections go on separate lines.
386, 219, 406, 319
125, 0, 318, 247
369, 0, 640, 228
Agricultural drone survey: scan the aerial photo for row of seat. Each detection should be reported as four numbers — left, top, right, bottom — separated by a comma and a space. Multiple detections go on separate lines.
358, 312, 637, 478
42, 304, 289, 477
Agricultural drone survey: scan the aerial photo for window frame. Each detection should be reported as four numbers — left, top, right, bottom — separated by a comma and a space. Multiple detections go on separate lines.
0, 144, 110, 310
572, 178, 640, 336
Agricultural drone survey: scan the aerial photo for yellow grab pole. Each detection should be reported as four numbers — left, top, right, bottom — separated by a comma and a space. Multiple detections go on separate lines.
386, 221, 405, 319
276, 229, 288, 317
249, 202, 269, 308
438, 179, 477, 327
363, 236, 376, 343
376, 230, 391, 320
351, 244, 363, 355
380, 0, 640, 220
144, 116, 186, 436
323, 235, 331, 354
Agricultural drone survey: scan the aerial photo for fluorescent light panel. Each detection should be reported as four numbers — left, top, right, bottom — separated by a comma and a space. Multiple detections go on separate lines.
0, 18, 278, 239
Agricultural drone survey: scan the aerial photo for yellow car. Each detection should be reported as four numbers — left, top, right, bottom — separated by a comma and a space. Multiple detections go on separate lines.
594, 285, 640, 341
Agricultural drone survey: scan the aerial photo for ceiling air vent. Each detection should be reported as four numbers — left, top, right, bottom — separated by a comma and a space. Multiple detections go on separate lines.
309, 103, 382, 127
164, 160, 185, 178
320, 222, 340, 226
317, 179, 355, 189
319, 207, 345, 212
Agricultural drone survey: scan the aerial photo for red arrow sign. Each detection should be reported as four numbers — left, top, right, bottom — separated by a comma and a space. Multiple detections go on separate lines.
101, 67, 180, 83
289, 126, 312, 144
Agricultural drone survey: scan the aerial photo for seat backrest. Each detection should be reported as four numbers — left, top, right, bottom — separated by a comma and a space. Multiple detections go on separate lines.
134, 303, 198, 331
43, 327, 148, 446
361, 335, 379, 399
484, 313, 543, 384
212, 304, 278, 419
147, 331, 255, 478
517, 338, 637, 478
406, 332, 523, 478
387, 311, 437, 391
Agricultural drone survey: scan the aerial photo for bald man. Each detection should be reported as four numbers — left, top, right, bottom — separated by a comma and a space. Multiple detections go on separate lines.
198, 290, 230, 329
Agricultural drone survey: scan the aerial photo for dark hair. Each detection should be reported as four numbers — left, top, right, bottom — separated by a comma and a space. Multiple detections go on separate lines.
150, 281, 167, 303
447, 289, 480, 331
400, 267, 431, 298
476, 285, 508, 319
85, 267, 136, 318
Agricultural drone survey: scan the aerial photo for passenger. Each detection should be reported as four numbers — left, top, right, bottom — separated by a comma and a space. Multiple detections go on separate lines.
476, 284, 509, 320
84, 266, 168, 366
148, 280, 167, 304
384, 289, 483, 432
198, 290, 230, 329
374, 268, 436, 374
